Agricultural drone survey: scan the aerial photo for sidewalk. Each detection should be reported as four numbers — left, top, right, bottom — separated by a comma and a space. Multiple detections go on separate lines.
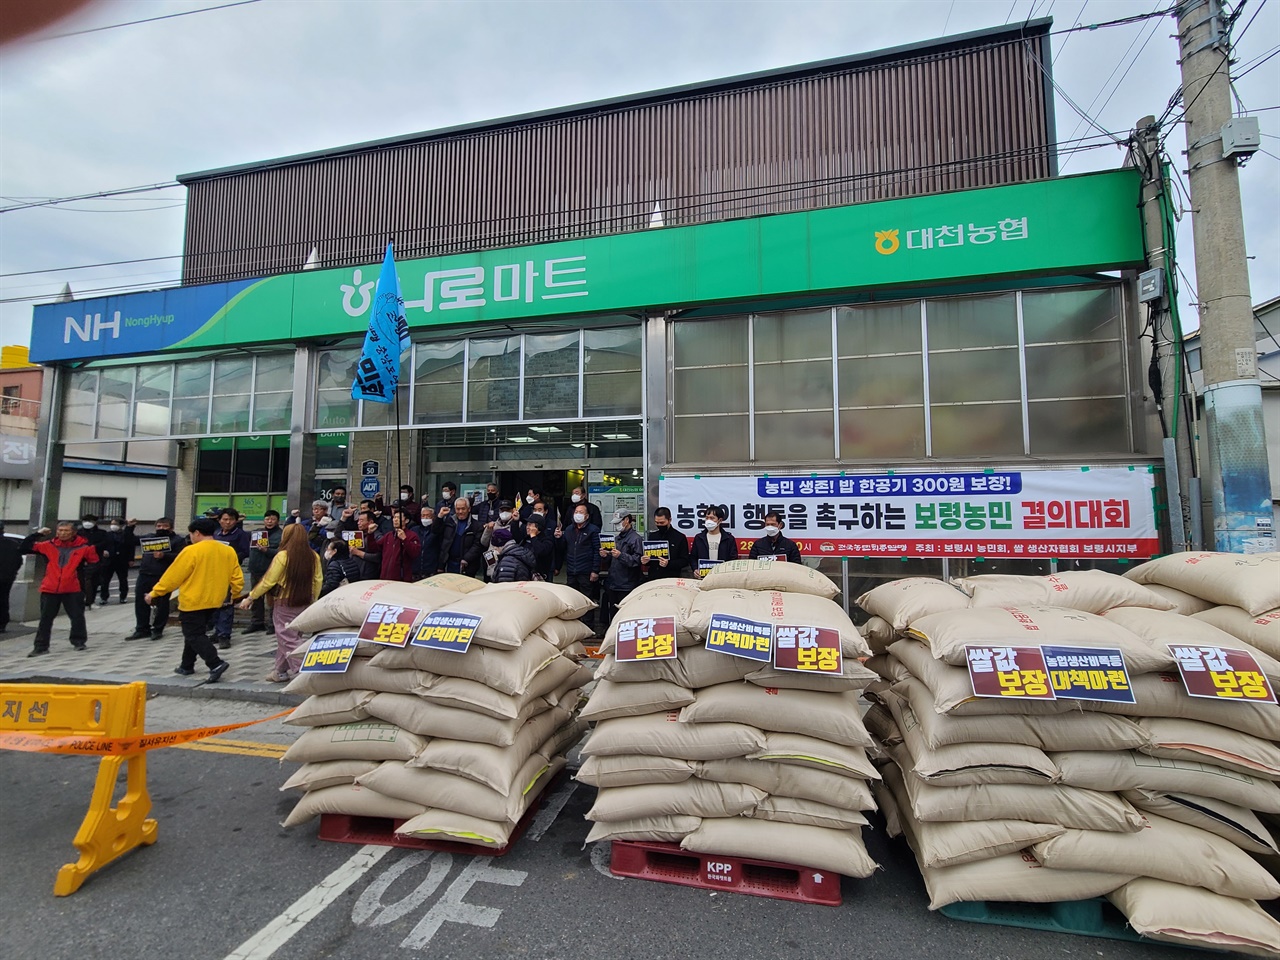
0, 586, 300, 705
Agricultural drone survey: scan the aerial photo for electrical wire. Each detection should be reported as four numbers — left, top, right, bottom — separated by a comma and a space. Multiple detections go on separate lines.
1236, 45, 1280, 79
0, 182, 182, 214
35, 0, 263, 41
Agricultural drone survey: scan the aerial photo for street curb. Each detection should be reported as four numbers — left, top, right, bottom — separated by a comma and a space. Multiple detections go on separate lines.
0, 669, 303, 707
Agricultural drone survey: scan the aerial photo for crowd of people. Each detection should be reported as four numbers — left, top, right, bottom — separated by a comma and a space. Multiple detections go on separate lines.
5, 481, 806, 684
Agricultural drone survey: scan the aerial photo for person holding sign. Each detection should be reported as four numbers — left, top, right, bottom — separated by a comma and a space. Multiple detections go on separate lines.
515, 512, 556, 581
642, 507, 690, 580
601, 510, 644, 633
749, 511, 802, 563
146, 518, 242, 683
239, 523, 322, 682
126, 517, 185, 641
492, 527, 538, 582
243, 509, 282, 636
691, 505, 739, 569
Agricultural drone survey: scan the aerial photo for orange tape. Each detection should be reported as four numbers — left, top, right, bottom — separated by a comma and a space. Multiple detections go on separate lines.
0, 709, 293, 756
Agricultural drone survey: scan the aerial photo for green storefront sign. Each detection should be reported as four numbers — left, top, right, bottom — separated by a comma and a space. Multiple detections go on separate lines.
36, 169, 1144, 361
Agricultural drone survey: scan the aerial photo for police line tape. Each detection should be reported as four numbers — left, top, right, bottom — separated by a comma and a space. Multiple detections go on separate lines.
0, 709, 293, 756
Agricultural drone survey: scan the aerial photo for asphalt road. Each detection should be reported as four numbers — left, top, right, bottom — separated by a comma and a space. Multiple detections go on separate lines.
0, 697, 1196, 960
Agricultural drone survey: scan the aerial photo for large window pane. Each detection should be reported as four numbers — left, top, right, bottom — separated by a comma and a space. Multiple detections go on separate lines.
197, 440, 232, 490
234, 443, 271, 492
414, 340, 464, 424
133, 365, 172, 437
415, 341, 464, 382
1023, 287, 1121, 344
840, 406, 926, 458
63, 370, 98, 442
926, 294, 1017, 349
754, 310, 831, 363
254, 353, 294, 391
271, 438, 291, 491
754, 360, 833, 412
96, 367, 133, 439
839, 355, 923, 407
525, 374, 579, 420
468, 337, 520, 421
171, 397, 209, 435
837, 302, 922, 355
674, 318, 747, 364
584, 372, 642, 417
469, 336, 521, 380
1030, 399, 1130, 455
674, 414, 748, 462
361, 399, 405, 428
674, 366, 748, 415
316, 390, 356, 430
414, 380, 463, 424
316, 348, 359, 429
930, 403, 1023, 457
1025, 342, 1124, 400
467, 378, 519, 422
755, 411, 833, 460
251, 391, 292, 432
214, 357, 254, 395
929, 349, 1021, 403
524, 332, 580, 376
211, 394, 251, 433
174, 360, 211, 398
585, 326, 642, 373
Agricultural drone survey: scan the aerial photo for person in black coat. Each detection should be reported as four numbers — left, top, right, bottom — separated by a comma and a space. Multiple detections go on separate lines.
748, 510, 802, 563
435, 496, 485, 577
126, 518, 186, 640
349, 511, 386, 581
105, 518, 138, 603
641, 507, 690, 580
0, 523, 23, 633
320, 538, 365, 596
691, 505, 740, 573
492, 536, 537, 583
514, 513, 555, 580
77, 514, 112, 607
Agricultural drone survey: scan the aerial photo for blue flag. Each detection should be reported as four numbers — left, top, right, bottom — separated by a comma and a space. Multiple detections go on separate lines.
351, 242, 410, 404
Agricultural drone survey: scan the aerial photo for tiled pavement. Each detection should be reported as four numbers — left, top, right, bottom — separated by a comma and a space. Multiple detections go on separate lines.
0, 584, 300, 704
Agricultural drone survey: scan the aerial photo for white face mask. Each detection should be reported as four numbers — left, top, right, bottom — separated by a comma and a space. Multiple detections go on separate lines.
499, 511, 512, 522
109, 524, 121, 532
764, 525, 781, 537
82, 522, 95, 530
442, 491, 452, 500
704, 518, 719, 530
574, 512, 587, 524
571, 494, 581, 503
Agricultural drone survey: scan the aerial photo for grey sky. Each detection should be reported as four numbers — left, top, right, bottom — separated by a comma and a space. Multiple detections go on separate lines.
1, 0, 1277, 350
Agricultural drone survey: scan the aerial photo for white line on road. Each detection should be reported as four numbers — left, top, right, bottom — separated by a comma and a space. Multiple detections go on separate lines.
224, 844, 391, 960
528, 778, 578, 842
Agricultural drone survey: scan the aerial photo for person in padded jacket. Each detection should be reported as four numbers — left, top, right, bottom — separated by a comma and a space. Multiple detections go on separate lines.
691, 505, 740, 569
22, 522, 99, 656
491, 529, 537, 583
320, 537, 364, 596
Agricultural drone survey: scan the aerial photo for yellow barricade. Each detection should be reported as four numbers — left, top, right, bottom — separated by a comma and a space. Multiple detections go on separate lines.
0, 681, 158, 896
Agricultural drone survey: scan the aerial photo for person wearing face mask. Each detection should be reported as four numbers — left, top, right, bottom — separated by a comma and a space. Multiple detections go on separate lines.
562, 500, 601, 609
243, 509, 283, 636
749, 510, 802, 563
641, 506, 691, 580
102, 518, 138, 604
212, 508, 251, 649
518, 487, 543, 523
691, 505, 740, 569
412, 505, 439, 580
600, 510, 644, 632
126, 517, 186, 641
560, 487, 603, 531
77, 514, 111, 608
397, 484, 421, 522
473, 482, 501, 526
319, 538, 365, 596
349, 511, 385, 580
513, 511, 555, 581
22, 521, 99, 655
434, 496, 484, 577
434, 481, 458, 518
240, 523, 322, 682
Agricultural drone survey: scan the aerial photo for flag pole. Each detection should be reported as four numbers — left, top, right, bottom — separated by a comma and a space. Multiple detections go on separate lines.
390, 235, 405, 503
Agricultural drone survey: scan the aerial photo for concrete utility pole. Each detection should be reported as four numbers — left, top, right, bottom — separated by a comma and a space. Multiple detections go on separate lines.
1176, 0, 1274, 552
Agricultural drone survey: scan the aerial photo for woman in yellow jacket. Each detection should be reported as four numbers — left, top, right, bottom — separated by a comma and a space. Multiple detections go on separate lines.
239, 523, 321, 682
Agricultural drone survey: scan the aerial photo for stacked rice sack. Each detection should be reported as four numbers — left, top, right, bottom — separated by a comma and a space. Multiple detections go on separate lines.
578, 560, 881, 880
278, 576, 593, 849
859, 568, 1280, 958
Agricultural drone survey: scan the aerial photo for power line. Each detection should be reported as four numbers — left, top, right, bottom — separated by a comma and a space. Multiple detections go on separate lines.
941, 0, 957, 35
0, 182, 182, 214
1235, 0, 1269, 44
1236, 45, 1280, 79
37, 0, 263, 41
1053, 0, 1090, 65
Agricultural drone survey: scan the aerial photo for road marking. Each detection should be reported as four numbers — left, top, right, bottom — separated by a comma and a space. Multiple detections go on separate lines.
175, 740, 287, 759
528, 778, 578, 842
401, 857, 527, 950
352, 851, 453, 926
224, 844, 390, 960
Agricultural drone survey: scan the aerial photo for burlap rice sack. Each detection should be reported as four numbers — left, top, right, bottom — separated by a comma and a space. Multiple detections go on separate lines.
679, 682, 872, 748
1089, 671, 1280, 741
1139, 717, 1280, 780
575, 754, 695, 788
747, 731, 879, 779
860, 616, 897, 655
686, 588, 869, 656
695, 757, 875, 810
282, 721, 427, 764
743, 658, 879, 693
915, 848, 1133, 911
369, 637, 561, 695
749, 796, 870, 830
953, 571, 1175, 614
680, 817, 878, 878
417, 572, 487, 594
1121, 789, 1280, 857
595, 646, 756, 687
1052, 750, 1280, 813
579, 678, 696, 722
1108, 877, 1280, 958
1195, 605, 1280, 659
528, 617, 596, 650
1124, 552, 1280, 616
1143, 583, 1216, 616
284, 689, 375, 727
288, 580, 457, 635
279, 759, 378, 792
366, 692, 551, 747
1103, 606, 1280, 684
359, 752, 556, 823
408, 706, 575, 791
1032, 813, 1280, 901
585, 816, 701, 844
486, 580, 596, 617
699, 559, 840, 599
582, 712, 766, 760
587, 780, 765, 821
888, 639, 1073, 717
855, 577, 970, 630
417, 656, 581, 720
282, 783, 427, 827
284, 660, 427, 698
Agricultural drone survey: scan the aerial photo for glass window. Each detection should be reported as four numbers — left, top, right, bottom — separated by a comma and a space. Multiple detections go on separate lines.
755, 360, 833, 412
838, 355, 923, 407
524, 332, 580, 376
271, 437, 291, 490
315, 432, 350, 471
674, 413, 748, 463
413, 340, 464, 424
214, 357, 253, 396
674, 316, 747, 364
133, 365, 172, 437
467, 337, 520, 422
95, 367, 133, 439
926, 294, 1017, 350
63, 370, 98, 442
1024, 342, 1124, 400
525, 375, 579, 420
584, 371, 642, 417
754, 309, 832, 363
930, 403, 1023, 457
315, 348, 359, 430
1030, 398, 1130, 455
251, 391, 292, 432
525, 332, 580, 419
196, 438, 233, 491
1022, 287, 1121, 344
171, 361, 211, 435
211, 393, 251, 433
836, 302, 925, 459
584, 327, 642, 373
253, 353, 294, 392
840, 406, 926, 459
837, 302, 922, 356
674, 366, 749, 415
928, 349, 1022, 404
232, 437, 271, 492
755, 412, 834, 460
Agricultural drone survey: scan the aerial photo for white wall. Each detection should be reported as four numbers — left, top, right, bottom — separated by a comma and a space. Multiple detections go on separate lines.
55, 471, 168, 523
0, 478, 31, 528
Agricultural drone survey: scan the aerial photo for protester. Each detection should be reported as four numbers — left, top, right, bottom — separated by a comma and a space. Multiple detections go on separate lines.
435, 495, 483, 576
641, 506, 690, 579
319, 537, 364, 597
126, 517, 186, 641
691, 505, 740, 571
212, 508, 251, 649
240, 523, 321, 682
491, 526, 538, 582
243, 509, 282, 636
0, 522, 21, 634
372, 506, 421, 582
562, 500, 601, 607
473, 481, 502, 525
600, 509, 643, 632
329, 484, 349, 514
412, 505, 439, 580
515, 511, 555, 580
748, 510, 802, 563
147, 518, 242, 683
349, 511, 385, 580
105, 517, 138, 603
396, 484, 421, 522
561, 486, 603, 529
518, 486, 543, 523
21, 522, 98, 656
435, 481, 457, 517
77, 514, 111, 608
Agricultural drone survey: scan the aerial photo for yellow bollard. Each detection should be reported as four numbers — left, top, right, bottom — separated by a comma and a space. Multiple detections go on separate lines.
0, 681, 158, 896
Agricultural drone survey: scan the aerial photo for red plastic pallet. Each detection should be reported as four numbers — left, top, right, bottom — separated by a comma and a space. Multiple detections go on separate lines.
317, 773, 555, 856
609, 840, 842, 906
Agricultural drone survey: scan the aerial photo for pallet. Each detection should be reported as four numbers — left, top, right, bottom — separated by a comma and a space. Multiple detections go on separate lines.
609, 839, 842, 906
316, 773, 556, 857
940, 897, 1219, 952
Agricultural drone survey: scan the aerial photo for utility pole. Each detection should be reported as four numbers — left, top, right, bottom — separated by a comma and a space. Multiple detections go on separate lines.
1176, 0, 1273, 552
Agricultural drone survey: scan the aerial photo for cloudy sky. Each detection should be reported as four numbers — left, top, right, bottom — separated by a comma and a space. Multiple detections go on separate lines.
1, 0, 1277, 350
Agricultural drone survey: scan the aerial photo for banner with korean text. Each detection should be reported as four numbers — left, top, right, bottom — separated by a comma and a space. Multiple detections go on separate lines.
659, 467, 1159, 559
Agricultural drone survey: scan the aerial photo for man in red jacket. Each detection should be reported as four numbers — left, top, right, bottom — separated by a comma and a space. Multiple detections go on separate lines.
21, 521, 98, 656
